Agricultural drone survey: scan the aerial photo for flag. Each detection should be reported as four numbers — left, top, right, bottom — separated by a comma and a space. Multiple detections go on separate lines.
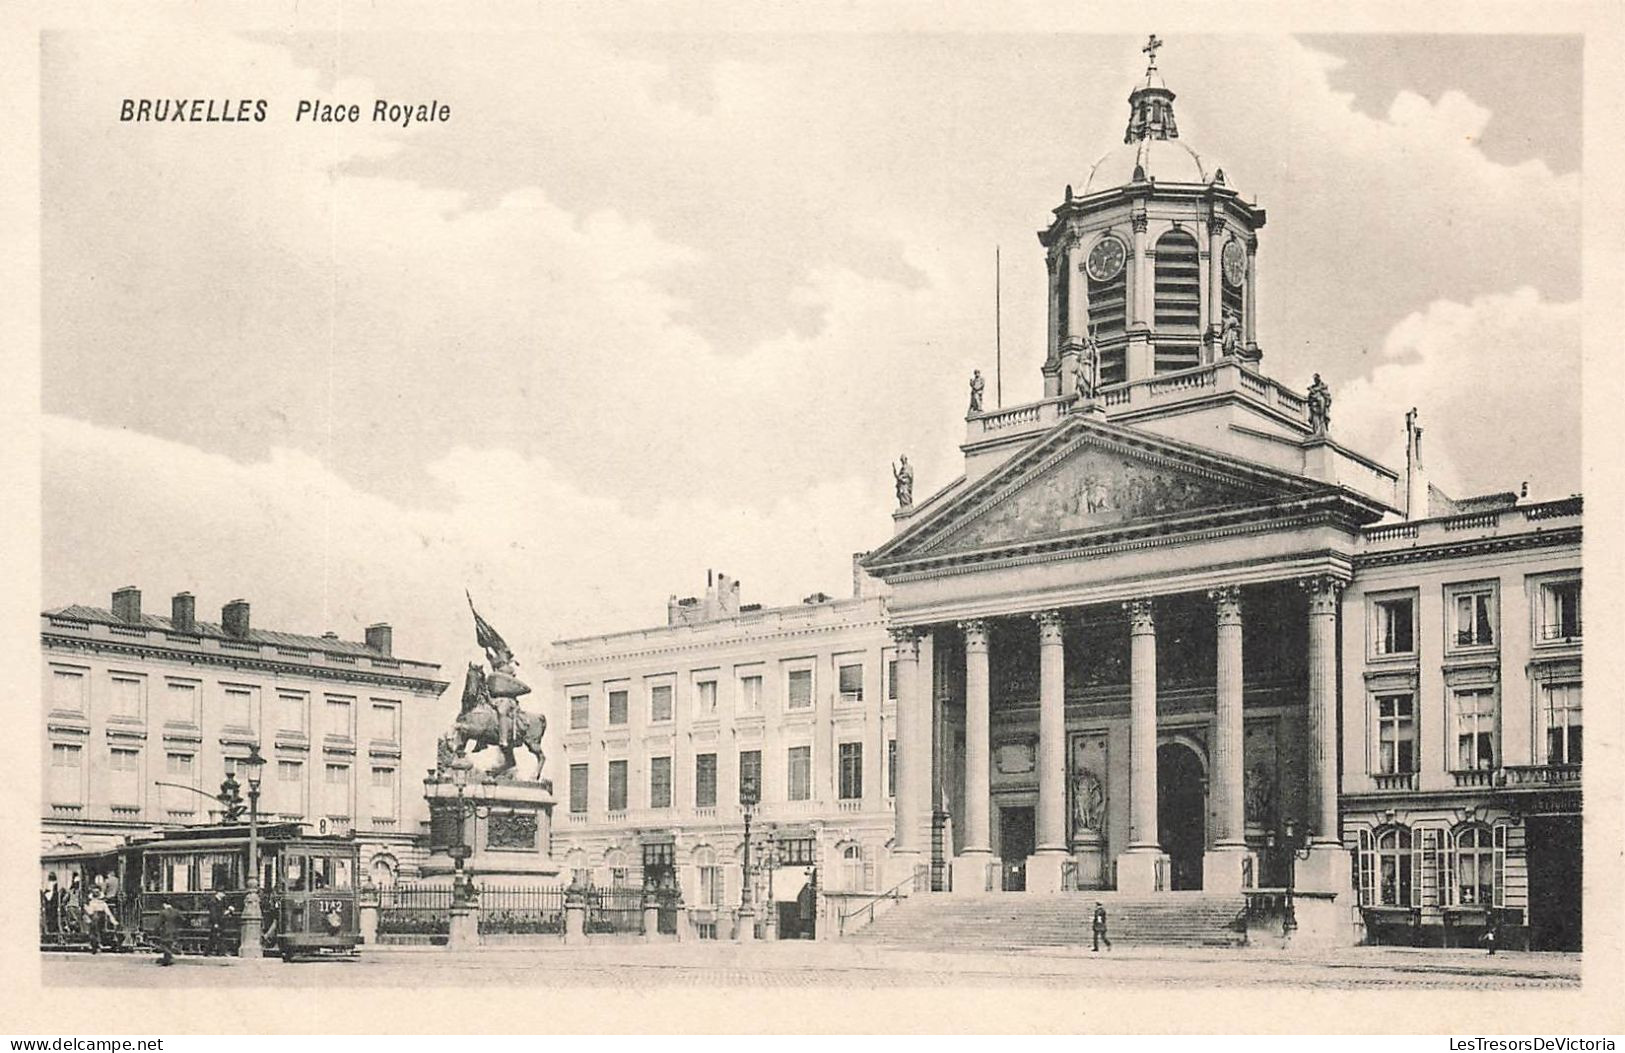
466, 590, 513, 663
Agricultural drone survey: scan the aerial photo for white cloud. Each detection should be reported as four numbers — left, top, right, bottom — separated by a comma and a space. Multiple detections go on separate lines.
1333, 288, 1579, 501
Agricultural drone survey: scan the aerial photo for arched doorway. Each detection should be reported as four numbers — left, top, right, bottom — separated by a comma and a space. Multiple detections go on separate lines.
1157, 741, 1207, 890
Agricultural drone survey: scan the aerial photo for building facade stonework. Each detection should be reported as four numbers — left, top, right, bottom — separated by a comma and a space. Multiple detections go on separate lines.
41, 587, 448, 886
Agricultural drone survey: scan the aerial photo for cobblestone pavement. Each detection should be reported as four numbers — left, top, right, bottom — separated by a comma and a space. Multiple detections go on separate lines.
42, 943, 1581, 990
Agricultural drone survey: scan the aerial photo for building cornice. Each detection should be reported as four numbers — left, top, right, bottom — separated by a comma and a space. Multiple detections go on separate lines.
1354, 527, 1581, 570
40, 632, 449, 695
546, 614, 891, 672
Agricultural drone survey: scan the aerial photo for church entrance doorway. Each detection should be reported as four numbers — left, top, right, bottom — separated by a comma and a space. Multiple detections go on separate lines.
999, 806, 1035, 891
1157, 742, 1206, 891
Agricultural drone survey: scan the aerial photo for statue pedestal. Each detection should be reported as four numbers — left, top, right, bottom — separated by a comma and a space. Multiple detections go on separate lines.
1072, 832, 1106, 889
420, 774, 562, 888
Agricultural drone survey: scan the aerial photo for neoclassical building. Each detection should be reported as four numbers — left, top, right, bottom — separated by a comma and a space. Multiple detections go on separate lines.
41, 586, 449, 885
858, 41, 1582, 949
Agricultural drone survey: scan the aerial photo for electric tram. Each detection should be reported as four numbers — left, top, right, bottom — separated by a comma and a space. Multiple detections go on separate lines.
40, 822, 361, 961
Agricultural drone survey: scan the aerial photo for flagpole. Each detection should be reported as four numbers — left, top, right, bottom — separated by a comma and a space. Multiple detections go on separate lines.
995, 246, 1003, 409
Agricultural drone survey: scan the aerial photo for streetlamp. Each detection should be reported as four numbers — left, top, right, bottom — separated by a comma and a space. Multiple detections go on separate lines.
739, 774, 760, 938
237, 743, 267, 959
447, 762, 486, 905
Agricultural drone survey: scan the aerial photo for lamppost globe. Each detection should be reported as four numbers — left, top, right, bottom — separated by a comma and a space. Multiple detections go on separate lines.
238, 742, 268, 959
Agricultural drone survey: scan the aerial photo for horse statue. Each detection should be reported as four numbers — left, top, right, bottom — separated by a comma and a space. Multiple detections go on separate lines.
439, 662, 547, 782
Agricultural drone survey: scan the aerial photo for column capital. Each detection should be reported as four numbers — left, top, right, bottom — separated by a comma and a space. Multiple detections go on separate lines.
1208, 585, 1243, 625
1122, 597, 1156, 634
959, 619, 990, 652
1131, 212, 1149, 234
1032, 609, 1066, 644
1206, 215, 1226, 238
1297, 575, 1345, 615
889, 627, 921, 656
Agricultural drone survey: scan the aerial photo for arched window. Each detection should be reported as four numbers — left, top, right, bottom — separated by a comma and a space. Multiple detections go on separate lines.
1359, 826, 1415, 907
1153, 228, 1202, 373
694, 846, 722, 907
839, 844, 865, 892
604, 848, 632, 889
1451, 826, 1498, 907
369, 855, 397, 889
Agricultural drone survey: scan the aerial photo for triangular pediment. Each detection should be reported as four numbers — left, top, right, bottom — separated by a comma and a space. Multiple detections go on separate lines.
872, 416, 1332, 566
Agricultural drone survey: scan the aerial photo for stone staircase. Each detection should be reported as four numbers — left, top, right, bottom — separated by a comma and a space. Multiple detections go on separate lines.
849, 891, 1248, 949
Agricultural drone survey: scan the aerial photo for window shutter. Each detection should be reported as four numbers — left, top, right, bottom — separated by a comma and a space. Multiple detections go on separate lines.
1443, 829, 1458, 908
1410, 833, 1423, 909
1357, 828, 1375, 906
1420, 828, 1438, 908
1493, 825, 1507, 908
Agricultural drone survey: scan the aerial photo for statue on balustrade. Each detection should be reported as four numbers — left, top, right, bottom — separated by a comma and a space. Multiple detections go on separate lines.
1076, 326, 1101, 402
1220, 312, 1241, 358
892, 455, 914, 510
437, 593, 548, 782
967, 369, 985, 415
1307, 373, 1332, 436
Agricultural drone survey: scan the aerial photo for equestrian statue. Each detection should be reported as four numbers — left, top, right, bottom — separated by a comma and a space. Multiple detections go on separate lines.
437, 593, 547, 782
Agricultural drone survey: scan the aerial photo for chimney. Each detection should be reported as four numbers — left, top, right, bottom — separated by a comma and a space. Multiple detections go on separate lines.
365, 623, 393, 656
852, 553, 867, 598
1404, 408, 1428, 521
716, 573, 741, 618
667, 594, 681, 628
222, 599, 251, 638
171, 591, 196, 632
111, 586, 142, 623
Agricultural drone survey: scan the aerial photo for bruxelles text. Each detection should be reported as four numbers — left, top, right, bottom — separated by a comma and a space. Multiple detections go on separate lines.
118, 99, 452, 128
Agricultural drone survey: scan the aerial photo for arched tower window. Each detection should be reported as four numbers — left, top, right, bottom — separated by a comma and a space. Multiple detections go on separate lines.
1153, 228, 1201, 373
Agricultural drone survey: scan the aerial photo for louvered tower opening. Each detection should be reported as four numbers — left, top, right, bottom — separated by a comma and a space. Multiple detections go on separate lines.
1154, 228, 1202, 372
1088, 268, 1128, 386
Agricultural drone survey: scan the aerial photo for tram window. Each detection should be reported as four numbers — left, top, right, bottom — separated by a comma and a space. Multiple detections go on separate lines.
285, 857, 306, 891
198, 853, 240, 891
260, 856, 277, 892
334, 857, 353, 890
144, 856, 161, 892
165, 857, 193, 893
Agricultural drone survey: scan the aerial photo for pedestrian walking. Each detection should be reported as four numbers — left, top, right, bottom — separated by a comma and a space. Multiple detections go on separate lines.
153, 899, 184, 966
1091, 901, 1112, 952
1483, 917, 1499, 956
83, 888, 112, 954
206, 890, 236, 956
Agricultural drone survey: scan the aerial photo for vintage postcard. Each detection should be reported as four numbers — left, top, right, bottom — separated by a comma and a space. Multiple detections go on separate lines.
4, 0, 1622, 1037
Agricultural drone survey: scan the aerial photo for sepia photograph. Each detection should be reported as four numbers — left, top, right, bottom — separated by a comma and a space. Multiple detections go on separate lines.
7, 4, 1621, 1038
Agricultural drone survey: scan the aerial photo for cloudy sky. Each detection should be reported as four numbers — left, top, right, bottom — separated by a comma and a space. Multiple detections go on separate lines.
40, 30, 1581, 694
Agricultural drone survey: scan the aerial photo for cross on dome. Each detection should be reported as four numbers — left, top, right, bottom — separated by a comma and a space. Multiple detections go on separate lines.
1143, 34, 1163, 72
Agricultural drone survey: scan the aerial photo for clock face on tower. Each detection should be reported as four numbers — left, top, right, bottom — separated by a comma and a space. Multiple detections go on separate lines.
1221, 238, 1247, 288
1086, 236, 1127, 282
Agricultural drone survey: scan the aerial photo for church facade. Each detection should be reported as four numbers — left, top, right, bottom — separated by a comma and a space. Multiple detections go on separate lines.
858, 40, 1582, 950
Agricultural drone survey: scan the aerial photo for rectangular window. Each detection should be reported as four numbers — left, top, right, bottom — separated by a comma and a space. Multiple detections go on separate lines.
838, 663, 864, 704
569, 694, 590, 730
326, 697, 353, 738
50, 669, 86, 712
739, 675, 762, 713
1453, 590, 1496, 647
109, 676, 142, 720
222, 686, 253, 729
279, 692, 306, 734
1539, 581, 1582, 641
649, 684, 674, 723
738, 749, 762, 803
608, 689, 629, 726
888, 660, 898, 701
787, 668, 813, 710
162, 752, 194, 813
698, 863, 722, 908
888, 739, 897, 798
165, 681, 197, 725
1453, 689, 1497, 772
1373, 598, 1416, 656
1543, 683, 1582, 765
324, 762, 351, 819
277, 760, 304, 817
370, 703, 399, 743
839, 742, 864, 800
649, 756, 672, 809
569, 763, 589, 813
695, 753, 717, 808
1376, 694, 1417, 774
369, 766, 397, 821
108, 746, 141, 808
787, 745, 812, 801
608, 760, 628, 812
696, 680, 718, 716
49, 743, 83, 805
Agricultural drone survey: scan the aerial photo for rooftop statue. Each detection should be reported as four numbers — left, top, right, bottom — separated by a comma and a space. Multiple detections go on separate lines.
437, 593, 547, 782
1076, 325, 1101, 401
1307, 373, 1333, 436
968, 369, 985, 415
1220, 312, 1241, 358
893, 455, 914, 510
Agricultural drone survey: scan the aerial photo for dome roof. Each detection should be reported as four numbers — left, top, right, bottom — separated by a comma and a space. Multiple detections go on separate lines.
1083, 137, 1212, 193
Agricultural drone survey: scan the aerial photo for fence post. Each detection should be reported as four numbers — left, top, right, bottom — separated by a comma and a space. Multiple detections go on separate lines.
448, 878, 479, 950
642, 901, 660, 942
564, 886, 587, 945
358, 886, 379, 945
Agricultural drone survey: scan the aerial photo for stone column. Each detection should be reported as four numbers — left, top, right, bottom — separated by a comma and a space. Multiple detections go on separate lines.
1066, 240, 1090, 342
1127, 212, 1155, 382
1205, 216, 1225, 354
1117, 598, 1169, 893
1028, 610, 1069, 893
952, 619, 994, 894
888, 628, 924, 885
1295, 575, 1353, 906
1203, 586, 1256, 892
1244, 233, 1259, 349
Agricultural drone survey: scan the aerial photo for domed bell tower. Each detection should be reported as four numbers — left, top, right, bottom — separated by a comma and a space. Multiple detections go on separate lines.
1040, 36, 1267, 399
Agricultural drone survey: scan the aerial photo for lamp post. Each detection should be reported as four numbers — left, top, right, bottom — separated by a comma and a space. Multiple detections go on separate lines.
447, 762, 485, 905
238, 743, 267, 958
739, 775, 759, 940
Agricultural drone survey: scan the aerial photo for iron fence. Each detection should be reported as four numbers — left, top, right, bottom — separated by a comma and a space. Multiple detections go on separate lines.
478, 885, 566, 935
376, 884, 452, 941
587, 886, 645, 935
